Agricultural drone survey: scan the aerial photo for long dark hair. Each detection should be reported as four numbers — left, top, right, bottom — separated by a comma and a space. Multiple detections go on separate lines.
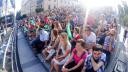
53, 29, 58, 38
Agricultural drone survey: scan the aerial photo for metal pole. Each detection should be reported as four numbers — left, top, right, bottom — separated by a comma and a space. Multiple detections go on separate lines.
30, 1, 31, 16
4, 0, 8, 34
57, 0, 58, 8
2, 31, 13, 71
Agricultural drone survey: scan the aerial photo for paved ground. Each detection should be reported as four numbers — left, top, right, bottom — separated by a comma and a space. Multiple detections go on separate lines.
17, 29, 47, 72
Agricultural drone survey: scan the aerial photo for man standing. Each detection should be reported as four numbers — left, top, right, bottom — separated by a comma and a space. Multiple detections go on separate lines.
82, 26, 96, 53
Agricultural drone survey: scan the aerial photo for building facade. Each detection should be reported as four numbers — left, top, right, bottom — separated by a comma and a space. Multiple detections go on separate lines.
21, 0, 79, 15
21, 0, 37, 16
36, 0, 43, 8
42, 0, 79, 11
42, 0, 58, 11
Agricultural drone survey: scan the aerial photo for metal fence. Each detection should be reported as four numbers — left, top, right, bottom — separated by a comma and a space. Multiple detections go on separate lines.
2, 23, 23, 72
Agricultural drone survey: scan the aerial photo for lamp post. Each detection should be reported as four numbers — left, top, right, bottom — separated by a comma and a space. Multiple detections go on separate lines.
30, 1, 31, 16
4, 0, 8, 35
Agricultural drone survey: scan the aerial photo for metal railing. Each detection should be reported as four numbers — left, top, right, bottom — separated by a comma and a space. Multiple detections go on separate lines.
2, 28, 14, 71
2, 23, 23, 72
11, 24, 23, 72
11, 27, 20, 72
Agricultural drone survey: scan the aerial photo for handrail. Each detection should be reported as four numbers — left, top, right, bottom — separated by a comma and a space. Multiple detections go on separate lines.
12, 23, 23, 72
11, 27, 17, 72
11, 31, 15, 72
2, 29, 14, 70
11, 39, 14, 72
13, 27, 20, 72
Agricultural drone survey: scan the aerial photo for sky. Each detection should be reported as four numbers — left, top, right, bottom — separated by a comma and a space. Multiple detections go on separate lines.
80, 0, 122, 9
15, 0, 21, 11
0, 0, 3, 7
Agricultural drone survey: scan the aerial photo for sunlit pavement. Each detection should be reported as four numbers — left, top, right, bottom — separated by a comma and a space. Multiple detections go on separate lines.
17, 29, 47, 72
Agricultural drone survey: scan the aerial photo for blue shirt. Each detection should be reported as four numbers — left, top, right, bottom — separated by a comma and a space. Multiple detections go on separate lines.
85, 53, 106, 72
103, 36, 115, 50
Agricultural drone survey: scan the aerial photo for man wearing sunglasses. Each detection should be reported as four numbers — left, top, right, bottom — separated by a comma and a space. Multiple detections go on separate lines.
82, 44, 106, 72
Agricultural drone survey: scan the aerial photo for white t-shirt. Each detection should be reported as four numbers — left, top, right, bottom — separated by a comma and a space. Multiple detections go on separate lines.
39, 29, 49, 41
84, 32, 96, 44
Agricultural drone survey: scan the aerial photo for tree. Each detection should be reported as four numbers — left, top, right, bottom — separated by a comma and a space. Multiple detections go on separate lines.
35, 8, 44, 13
16, 11, 21, 20
20, 14, 27, 20
118, 1, 128, 27
123, 15, 128, 27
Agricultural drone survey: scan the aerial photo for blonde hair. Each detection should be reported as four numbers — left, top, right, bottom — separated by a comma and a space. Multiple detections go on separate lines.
60, 32, 69, 49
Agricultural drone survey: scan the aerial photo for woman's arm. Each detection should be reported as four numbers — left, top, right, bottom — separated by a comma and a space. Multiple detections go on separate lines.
56, 47, 60, 58
58, 23, 62, 31
49, 36, 59, 49
63, 53, 74, 68
36, 28, 39, 37
58, 49, 71, 59
49, 30, 53, 46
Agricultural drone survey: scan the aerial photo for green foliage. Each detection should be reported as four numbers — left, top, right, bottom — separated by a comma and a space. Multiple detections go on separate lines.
123, 15, 128, 27
16, 11, 21, 20
118, 1, 128, 27
35, 8, 44, 13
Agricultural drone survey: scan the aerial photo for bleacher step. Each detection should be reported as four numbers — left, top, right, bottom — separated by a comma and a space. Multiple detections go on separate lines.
37, 54, 50, 72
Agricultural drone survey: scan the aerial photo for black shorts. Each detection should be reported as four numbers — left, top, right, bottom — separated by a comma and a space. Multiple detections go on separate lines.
65, 60, 84, 72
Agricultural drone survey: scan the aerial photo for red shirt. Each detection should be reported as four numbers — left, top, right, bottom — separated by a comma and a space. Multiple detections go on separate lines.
28, 24, 35, 30
73, 48, 87, 64
44, 17, 49, 24
74, 34, 81, 40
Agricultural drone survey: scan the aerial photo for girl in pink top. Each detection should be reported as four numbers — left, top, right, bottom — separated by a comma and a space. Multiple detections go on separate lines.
62, 39, 88, 72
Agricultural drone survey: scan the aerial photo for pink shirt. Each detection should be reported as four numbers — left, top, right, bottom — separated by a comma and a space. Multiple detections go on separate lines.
73, 48, 87, 64
44, 17, 49, 24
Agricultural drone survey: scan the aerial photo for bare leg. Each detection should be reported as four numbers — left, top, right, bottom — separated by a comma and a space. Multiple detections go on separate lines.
50, 59, 54, 72
54, 63, 59, 72
42, 49, 47, 58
